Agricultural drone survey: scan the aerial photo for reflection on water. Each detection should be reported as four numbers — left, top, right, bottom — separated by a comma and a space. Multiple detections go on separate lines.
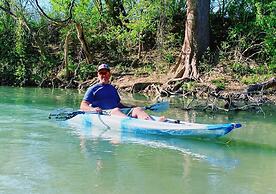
69, 122, 240, 170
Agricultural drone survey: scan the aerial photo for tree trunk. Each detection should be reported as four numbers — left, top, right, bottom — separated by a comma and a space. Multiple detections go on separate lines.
156, 11, 166, 49
75, 22, 93, 64
94, 0, 103, 15
137, 32, 142, 59
171, 0, 210, 81
63, 31, 70, 78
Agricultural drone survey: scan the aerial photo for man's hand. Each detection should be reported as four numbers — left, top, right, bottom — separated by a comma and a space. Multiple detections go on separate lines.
92, 107, 102, 113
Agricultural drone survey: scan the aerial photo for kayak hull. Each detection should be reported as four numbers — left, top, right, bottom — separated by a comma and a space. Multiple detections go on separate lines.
66, 113, 241, 138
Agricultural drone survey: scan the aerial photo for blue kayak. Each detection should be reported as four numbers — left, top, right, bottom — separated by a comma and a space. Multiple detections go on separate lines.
66, 113, 241, 138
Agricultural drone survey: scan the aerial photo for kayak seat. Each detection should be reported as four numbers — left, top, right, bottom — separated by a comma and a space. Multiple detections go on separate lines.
165, 119, 180, 124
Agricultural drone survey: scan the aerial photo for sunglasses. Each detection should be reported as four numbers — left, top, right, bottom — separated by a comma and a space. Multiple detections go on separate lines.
98, 71, 109, 75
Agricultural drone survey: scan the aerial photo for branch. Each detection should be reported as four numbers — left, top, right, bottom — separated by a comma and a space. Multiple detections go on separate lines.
242, 42, 263, 56
0, 4, 17, 19
247, 77, 276, 93
34, 0, 75, 24
0, 3, 31, 32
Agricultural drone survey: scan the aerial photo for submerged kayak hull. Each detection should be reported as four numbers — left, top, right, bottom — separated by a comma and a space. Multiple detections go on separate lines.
66, 113, 241, 138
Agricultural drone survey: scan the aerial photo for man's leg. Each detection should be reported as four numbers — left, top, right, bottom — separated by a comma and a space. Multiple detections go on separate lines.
132, 107, 166, 121
131, 107, 151, 120
111, 107, 166, 122
110, 107, 128, 117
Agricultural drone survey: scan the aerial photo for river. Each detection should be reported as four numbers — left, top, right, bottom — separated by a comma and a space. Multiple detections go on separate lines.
0, 86, 275, 194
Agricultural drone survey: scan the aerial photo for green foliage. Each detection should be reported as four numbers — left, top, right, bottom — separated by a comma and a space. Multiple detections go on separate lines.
181, 81, 196, 91
222, 0, 275, 66
241, 74, 273, 85
77, 63, 97, 81
231, 62, 252, 76
0, 0, 274, 87
134, 63, 156, 76
199, 47, 216, 72
255, 1, 276, 66
14, 63, 26, 85
0, 20, 17, 84
164, 52, 175, 63
211, 78, 226, 90
231, 61, 275, 78
15, 20, 25, 56
269, 63, 276, 73
49, 0, 73, 18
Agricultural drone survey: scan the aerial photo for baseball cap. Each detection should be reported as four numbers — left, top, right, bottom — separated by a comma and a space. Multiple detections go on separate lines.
98, 64, 110, 72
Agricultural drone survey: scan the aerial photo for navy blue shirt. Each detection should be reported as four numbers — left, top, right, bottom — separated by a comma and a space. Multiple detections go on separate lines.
83, 83, 121, 109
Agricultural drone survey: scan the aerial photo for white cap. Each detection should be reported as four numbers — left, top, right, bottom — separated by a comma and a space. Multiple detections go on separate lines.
98, 64, 110, 71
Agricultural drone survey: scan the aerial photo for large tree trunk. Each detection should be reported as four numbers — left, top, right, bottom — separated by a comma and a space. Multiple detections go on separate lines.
171, 0, 210, 82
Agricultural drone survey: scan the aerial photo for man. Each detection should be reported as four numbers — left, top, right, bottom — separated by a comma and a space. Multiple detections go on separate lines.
80, 63, 165, 121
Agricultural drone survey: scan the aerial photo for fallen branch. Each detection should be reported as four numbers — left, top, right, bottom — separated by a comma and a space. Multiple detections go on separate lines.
247, 77, 276, 93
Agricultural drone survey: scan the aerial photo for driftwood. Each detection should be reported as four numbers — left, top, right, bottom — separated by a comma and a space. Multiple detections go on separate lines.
247, 77, 276, 93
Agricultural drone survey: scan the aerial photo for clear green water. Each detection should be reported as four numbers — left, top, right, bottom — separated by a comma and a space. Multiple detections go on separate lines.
0, 86, 276, 194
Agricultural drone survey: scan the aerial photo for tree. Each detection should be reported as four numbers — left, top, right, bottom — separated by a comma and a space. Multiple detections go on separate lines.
0, 0, 47, 57
166, 0, 210, 91
0, 0, 49, 85
35, 0, 94, 77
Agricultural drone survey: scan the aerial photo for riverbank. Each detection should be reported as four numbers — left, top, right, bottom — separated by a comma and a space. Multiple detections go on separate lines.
110, 64, 276, 110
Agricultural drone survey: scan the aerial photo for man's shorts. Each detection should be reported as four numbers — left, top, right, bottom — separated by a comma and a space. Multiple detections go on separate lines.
105, 108, 134, 116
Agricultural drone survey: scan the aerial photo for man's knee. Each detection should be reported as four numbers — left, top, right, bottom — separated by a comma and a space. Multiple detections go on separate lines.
132, 107, 151, 120
133, 107, 143, 112
110, 107, 121, 114
132, 107, 143, 116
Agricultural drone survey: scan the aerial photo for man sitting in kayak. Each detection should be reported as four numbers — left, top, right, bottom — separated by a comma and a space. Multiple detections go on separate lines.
80, 63, 166, 121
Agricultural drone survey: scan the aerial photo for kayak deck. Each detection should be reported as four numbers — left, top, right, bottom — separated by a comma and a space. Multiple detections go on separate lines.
66, 113, 242, 138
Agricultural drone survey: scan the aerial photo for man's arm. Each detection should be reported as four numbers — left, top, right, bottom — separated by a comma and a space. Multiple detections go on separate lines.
80, 100, 102, 112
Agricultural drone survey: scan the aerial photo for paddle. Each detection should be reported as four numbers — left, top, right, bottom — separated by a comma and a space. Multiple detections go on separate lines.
49, 101, 169, 121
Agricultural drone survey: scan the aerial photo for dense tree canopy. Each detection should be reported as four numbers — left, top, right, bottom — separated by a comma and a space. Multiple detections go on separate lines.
0, 0, 275, 88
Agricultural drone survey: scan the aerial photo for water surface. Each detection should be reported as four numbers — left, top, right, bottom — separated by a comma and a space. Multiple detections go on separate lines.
0, 86, 275, 194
